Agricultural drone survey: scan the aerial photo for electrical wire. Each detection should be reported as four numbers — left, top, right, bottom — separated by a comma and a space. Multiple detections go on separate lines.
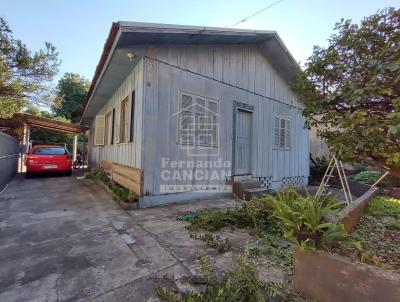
231, 0, 285, 27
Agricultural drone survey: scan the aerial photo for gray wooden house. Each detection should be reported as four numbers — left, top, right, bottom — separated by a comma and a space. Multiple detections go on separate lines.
80, 22, 309, 207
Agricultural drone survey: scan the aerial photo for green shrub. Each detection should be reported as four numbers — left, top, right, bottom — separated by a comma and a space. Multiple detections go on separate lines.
261, 187, 348, 248
350, 170, 383, 185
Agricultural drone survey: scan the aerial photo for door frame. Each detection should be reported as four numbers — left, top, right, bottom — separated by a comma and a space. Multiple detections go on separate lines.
232, 101, 254, 176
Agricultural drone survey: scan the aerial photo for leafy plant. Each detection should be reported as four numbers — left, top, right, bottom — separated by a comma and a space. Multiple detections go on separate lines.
261, 187, 347, 248
350, 171, 383, 185
264, 188, 342, 232
292, 7, 400, 178
156, 254, 297, 302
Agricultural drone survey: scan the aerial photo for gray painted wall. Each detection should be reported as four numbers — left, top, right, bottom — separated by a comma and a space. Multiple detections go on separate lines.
0, 132, 19, 191
141, 45, 309, 196
89, 44, 309, 198
91, 59, 145, 168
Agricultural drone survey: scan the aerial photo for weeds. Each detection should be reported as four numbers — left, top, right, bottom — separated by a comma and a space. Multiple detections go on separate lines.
186, 197, 272, 234
190, 232, 231, 253
88, 167, 136, 204
156, 254, 297, 302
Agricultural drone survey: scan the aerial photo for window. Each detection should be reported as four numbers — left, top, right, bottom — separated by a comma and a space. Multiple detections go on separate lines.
94, 115, 105, 146
129, 91, 135, 142
105, 111, 112, 145
33, 147, 68, 155
179, 92, 218, 147
120, 97, 129, 143
274, 116, 291, 149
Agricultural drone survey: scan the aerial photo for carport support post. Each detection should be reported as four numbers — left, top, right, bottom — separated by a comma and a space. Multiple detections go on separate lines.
72, 135, 78, 162
19, 122, 30, 173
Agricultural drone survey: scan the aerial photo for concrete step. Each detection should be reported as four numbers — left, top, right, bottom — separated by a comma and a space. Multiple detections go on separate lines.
243, 187, 272, 201
232, 180, 261, 199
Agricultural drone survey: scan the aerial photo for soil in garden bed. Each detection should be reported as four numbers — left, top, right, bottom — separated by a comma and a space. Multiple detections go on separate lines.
332, 196, 400, 272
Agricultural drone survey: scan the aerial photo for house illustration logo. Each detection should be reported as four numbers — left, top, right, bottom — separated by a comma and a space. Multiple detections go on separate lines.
173, 97, 219, 157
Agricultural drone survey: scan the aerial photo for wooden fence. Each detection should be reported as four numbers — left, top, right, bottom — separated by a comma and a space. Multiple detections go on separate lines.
100, 160, 142, 195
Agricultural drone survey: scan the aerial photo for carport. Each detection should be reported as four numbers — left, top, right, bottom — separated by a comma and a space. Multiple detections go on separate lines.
0, 113, 88, 172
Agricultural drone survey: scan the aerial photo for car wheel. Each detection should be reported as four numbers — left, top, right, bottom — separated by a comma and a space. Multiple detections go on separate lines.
25, 172, 32, 178
66, 170, 72, 176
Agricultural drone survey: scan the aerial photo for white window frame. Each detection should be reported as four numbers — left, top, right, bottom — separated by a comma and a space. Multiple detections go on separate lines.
104, 111, 113, 145
274, 115, 291, 150
119, 96, 129, 143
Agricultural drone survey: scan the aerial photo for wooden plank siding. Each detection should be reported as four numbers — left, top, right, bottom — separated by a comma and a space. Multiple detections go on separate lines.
90, 59, 144, 169
141, 45, 309, 195
152, 45, 301, 108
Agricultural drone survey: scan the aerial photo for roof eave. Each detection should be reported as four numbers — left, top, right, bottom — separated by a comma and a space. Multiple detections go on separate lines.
79, 22, 121, 124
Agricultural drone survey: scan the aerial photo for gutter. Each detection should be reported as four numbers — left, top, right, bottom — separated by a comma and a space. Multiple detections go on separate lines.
79, 22, 120, 124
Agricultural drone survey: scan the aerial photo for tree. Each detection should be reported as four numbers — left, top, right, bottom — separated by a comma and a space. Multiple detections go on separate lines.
52, 73, 90, 122
0, 17, 60, 119
292, 8, 400, 178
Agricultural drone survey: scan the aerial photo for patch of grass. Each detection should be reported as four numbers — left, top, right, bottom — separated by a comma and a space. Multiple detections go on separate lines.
366, 196, 400, 219
350, 170, 383, 185
156, 254, 297, 302
387, 219, 400, 230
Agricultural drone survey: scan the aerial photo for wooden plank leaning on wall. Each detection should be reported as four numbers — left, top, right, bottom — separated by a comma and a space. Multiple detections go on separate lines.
100, 160, 142, 196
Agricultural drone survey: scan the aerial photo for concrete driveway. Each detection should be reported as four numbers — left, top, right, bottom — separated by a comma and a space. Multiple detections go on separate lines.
0, 173, 242, 302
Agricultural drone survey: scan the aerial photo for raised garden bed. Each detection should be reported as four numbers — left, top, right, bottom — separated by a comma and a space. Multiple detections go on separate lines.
293, 248, 400, 302
293, 195, 400, 302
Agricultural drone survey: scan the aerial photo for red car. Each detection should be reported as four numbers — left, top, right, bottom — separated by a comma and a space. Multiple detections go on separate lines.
26, 145, 72, 177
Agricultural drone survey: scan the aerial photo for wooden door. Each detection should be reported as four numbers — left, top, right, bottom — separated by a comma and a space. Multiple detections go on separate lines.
235, 110, 252, 175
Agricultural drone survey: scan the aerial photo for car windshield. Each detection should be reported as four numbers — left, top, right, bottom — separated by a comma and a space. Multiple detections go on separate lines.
32, 147, 67, 155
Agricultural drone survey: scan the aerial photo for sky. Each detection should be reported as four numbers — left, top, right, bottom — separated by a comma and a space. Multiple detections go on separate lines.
1, 0, 399, 83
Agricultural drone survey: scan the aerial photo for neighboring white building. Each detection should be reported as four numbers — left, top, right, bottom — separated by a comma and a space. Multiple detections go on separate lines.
80, 22, 309, 207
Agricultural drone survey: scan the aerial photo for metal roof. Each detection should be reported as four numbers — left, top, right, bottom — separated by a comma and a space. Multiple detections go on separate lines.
80, 22, 298, 125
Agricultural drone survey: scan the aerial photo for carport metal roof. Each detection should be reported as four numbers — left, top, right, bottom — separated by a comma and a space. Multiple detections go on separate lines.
0, 113, 87, 140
